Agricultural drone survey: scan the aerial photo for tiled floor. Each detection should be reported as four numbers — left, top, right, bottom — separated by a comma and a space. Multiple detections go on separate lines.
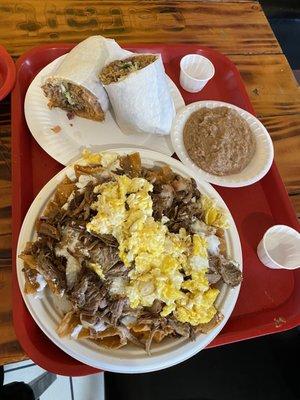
3, 359, 105, 400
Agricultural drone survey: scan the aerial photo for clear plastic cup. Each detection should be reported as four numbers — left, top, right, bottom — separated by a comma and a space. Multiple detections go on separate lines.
257, 225, 300, 269
180, 54, 215, 93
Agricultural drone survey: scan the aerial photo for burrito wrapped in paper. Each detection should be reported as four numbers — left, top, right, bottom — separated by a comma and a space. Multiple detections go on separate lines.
42, 36, 129, 122
100, 54, 175, 135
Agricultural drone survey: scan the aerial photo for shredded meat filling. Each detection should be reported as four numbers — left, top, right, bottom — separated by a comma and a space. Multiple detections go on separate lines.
70, 269, 105, 315
42, 81, 105, 122
208, 256, 242, 287
100, 55, 157, 84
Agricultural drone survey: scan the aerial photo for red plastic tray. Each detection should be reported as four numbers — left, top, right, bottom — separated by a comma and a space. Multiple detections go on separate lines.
0, 45, 16, 100
12, 44, 300, 376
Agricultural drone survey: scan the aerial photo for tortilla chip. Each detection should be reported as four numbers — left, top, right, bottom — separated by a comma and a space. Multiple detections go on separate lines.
43, 177, 75, 216
94, 336, 126, 350
47, 280, 64, 296
153, 327, 173, 343
23, 241, 35, 253
93, 327, 127, 349
54, 177, 76, 206
94, 327, 119, 338
56, 311, 80, 337
196, 312, 224, 334
23, 268, 39, 294
120, 152, 141, 178
19, 254, 37, 269
24, 281, 37, 294
131, 323, 150, 333
43, 200, 60, 217
137, 328, 173, 343
74, 164, 103, 178
131, 323, 173, 343
144, 165, 174, 184
77, 328, 90, 339
157, 165, 175, 183
216, 228, 227, 256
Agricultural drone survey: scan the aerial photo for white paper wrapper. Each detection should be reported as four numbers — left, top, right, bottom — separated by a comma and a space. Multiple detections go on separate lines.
43, 36, 130, 113
103, 55, 176, 135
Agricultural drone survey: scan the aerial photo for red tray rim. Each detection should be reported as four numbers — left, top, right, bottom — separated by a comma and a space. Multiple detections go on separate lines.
11, 42, 300, 374
0, 44, 16, 100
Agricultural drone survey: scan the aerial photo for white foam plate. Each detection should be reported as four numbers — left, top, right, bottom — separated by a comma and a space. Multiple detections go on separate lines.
171, 100, 274, 187
17, 148, 242, 373
25, 55, 185, 166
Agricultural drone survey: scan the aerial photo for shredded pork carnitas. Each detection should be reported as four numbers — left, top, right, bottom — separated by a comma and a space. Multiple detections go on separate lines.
20, 152, 242, 354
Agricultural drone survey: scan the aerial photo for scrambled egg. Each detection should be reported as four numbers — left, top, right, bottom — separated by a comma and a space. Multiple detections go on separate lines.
82, 149, 102, 165
87, 174, 221, 326
201, 195, 229, 229
81, 149, 119, 169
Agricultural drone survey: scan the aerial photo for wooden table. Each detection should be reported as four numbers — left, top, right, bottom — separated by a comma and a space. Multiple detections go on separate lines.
0, 0, 299, 366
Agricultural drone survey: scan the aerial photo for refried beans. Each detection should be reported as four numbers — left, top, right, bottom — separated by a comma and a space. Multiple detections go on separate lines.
183, 107, 256, 176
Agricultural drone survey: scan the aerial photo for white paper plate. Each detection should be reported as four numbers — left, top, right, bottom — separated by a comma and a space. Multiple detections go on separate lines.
25, 55, 185, 166
171, 100, 274, 187
17, 148, 242, 373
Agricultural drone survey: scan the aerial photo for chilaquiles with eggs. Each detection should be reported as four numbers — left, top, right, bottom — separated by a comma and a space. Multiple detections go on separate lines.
19, 151, 242, 354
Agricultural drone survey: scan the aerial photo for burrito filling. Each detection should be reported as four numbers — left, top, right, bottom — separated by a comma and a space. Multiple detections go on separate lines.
42, 81, 105, 122
100, 55, 157, 84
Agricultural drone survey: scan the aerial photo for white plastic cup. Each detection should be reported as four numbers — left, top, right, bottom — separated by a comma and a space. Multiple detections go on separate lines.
180, 54, 215, 93
257, 225, 300, 270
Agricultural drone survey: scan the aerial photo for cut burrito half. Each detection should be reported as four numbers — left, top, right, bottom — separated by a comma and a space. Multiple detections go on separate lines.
41, 36, 112, 122
100, 54, 175, 135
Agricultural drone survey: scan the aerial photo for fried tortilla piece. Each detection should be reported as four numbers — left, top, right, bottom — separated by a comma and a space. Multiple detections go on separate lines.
93, 327, 127, 349
77, 327, 90, 339
120, 152, 142, 178
23, 268, 40, 294
152, 329, 172, 343
216, 228, 227, 256
47, 281, 64, 296
131, 323, 151, 334
196, 312, 224, 334
142, 165, 175, 185
145, 327, 173, 343
142, 326, 174, 355
74, 164, 103, 178
57, 311, 81, 337
36, 221, 60, 240
131, 324, 151, 341
54, 176, 76, 206
94, 336, 126, 350
19, 253, 37, 269
131, 323, 173, 343
43, 200, 61, 218
43, 176, 76, 217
